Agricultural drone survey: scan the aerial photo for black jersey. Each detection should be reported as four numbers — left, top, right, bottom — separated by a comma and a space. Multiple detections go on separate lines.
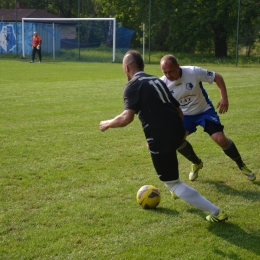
124, 72, 185, 153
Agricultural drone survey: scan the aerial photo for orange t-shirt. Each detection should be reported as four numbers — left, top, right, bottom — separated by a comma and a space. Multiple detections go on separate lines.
32, 35, 42, 47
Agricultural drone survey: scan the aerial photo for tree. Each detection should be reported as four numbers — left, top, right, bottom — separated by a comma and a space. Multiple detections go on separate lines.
2, 0, 259, 57
153, 0, 237, 57
239, 0, 260, 56
0, 0, 13, 8
95, 0, 139, 46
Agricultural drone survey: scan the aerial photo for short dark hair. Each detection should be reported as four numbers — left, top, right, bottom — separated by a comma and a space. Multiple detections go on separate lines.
124, 50, 144, 70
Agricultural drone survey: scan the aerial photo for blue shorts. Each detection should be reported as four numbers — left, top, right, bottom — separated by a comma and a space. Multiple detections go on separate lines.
183, 108, 224, 135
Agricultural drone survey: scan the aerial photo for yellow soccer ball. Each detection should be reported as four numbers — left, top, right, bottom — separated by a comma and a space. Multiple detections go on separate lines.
136, 185, 161, 209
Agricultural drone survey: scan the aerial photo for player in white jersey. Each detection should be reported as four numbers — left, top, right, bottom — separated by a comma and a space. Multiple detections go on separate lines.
160, 54, 255, 181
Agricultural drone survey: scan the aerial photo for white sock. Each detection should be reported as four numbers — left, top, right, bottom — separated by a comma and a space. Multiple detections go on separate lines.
163, 180, 220, 216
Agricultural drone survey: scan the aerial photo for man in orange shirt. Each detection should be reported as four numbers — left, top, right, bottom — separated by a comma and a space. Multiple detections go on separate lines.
30, 31, 42, 63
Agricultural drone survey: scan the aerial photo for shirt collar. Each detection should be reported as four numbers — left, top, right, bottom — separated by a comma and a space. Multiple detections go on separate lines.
134, 71, 144, 76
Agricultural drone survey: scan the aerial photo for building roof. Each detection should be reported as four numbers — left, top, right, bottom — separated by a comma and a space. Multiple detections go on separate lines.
0, 9, 60, 22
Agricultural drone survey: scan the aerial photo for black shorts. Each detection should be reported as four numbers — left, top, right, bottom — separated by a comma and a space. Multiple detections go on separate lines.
150, 150, 179, 182
205, 120, 224, 136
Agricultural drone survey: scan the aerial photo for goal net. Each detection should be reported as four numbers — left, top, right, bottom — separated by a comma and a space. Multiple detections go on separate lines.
22, 18, 135, 62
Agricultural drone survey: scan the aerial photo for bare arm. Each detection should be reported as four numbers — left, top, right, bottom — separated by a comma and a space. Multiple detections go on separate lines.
99, 109, 135, 132
214, 73, 229, 114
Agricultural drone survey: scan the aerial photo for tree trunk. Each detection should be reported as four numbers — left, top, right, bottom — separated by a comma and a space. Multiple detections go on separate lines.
106, 20, 113, 47
85, 5, 97, 46
213, 26, 228, 57
45, 0, 48, 12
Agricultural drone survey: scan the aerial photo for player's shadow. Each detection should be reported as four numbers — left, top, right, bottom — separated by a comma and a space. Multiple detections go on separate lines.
211, 248, 243, 259
207, 222, 260, 256
186, 208, 260, 257
154, 207, 180, 217
201, 180, 260, 201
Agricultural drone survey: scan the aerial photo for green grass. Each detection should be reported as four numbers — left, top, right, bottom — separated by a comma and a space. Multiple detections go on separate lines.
3, 47, 260, 65
1, 59, 260, 259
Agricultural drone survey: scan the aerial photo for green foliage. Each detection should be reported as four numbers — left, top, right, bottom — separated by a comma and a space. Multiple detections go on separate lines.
1, 0, 260, 57
96, 0, 260, 57
239, 0, 260, 56
1, 59, 260, 259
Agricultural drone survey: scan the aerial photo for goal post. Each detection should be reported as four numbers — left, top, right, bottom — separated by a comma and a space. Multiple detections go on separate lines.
22, 18, 116, 62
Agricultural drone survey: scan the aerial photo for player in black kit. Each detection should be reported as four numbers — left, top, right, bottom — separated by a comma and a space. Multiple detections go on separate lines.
99, 50, 228, 222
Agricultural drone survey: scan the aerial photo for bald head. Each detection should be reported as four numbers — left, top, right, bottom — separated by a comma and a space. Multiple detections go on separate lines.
160, 54, 180, 81
160, 54, 178, 66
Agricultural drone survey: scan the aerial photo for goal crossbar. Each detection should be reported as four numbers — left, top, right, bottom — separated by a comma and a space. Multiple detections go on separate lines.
22, 18, 116, 62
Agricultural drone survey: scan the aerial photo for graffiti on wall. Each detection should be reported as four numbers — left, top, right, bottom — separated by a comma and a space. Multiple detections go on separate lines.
0, 24, 16, 53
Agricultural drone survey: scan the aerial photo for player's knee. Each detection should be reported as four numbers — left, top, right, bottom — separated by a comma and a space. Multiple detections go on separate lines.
163, 179, 180, 192
220, 138, 233, 150
177, 140, 187, 151
211, 132, 228, 147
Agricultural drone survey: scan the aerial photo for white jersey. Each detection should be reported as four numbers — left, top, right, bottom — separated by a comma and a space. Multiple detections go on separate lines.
161, 66, 215, 115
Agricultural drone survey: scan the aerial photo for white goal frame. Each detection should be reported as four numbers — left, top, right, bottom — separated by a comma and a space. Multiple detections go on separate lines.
22, 18, 116, 62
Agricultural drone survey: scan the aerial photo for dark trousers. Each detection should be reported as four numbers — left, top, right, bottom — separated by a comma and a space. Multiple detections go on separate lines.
151, 150, 179, 182
32, 47, 42, 61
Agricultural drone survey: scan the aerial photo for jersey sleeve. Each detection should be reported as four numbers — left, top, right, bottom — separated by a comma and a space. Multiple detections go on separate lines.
123, 80, 140, 112
194, 66, 215, 84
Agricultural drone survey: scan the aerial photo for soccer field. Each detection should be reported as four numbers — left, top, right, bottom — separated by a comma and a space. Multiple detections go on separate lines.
1, 59, 260, 259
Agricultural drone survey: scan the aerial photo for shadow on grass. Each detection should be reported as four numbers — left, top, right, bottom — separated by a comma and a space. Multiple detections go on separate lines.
202, 180, 260, 201
207, 222, 260, 256
212, 249, 242, 260
153, 207, 180, 216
